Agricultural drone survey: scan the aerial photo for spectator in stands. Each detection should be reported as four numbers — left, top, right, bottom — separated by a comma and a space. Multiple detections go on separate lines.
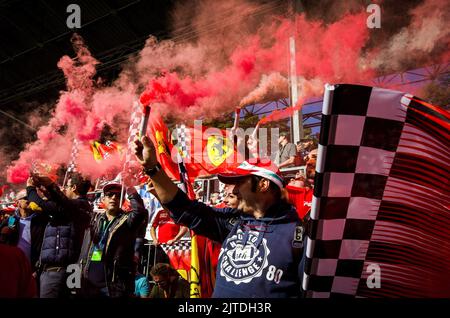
0, 189, 48, 274
0, 244, 37, 298
78, 181, 147, 298
304, 148, 318, 162
150, 208, 188, 246
133, 136, 306, 298
305, 156, 317, 188
134, 257, 150, 298
26, 173, 92, 298
286, 170, 313, 220
288, 170, 306, 188
274, 132, 297, 168
302, 139, 317, 161
222, 184, 240, 209
149, 263, 190, 298
294, 141, 306, 166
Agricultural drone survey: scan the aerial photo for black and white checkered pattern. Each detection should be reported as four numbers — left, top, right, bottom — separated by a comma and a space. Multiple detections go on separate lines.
122, 100, 142, 175
67, 138, 79, 172
175, 125, 195, 198
31, 161, 38, 174
161, 240, 191, 252
302, 84, 425, 298
176, 124, 191, 160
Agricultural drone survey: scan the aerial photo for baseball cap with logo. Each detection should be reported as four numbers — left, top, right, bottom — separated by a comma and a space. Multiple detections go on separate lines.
217, 160, 284, 190
102, 181, 122, 194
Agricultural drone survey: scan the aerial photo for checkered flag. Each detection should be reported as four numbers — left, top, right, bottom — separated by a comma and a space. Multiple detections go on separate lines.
175, 124, 192, 160
175, 125, 195, 199
122, 100, 142, 177
31, 161, 38, 175
302, 84, 450, 298
161, 240, 192, 278
161, 240, 191, 252
67, 138, 79, 172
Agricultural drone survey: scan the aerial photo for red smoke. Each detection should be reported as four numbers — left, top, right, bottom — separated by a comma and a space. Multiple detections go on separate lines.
140, 72, 211, 108
5, 0, 449, 184
6, 35, 135, 183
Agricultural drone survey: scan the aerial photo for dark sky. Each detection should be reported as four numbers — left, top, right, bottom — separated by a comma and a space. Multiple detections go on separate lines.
0, 0, 176, 183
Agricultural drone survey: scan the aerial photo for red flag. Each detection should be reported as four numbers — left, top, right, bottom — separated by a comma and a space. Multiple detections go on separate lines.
161, 241, 192, 281
286, 184, 313, 220
176, 125, 241, 179
90, 140, 121, 162
147, 114, 180, 181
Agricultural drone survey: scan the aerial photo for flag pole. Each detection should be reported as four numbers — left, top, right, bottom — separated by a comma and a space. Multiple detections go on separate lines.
119, 100, 150, 208
175, 124, 200, 298
63, 138, 78, 188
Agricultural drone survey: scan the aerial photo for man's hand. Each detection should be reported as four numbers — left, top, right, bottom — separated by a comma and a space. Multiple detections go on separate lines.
166, 239, 175, 245
34, 175, 53, 187
153, 240, 160, 246
26, 177, 36, 187
132, 135, 158, 169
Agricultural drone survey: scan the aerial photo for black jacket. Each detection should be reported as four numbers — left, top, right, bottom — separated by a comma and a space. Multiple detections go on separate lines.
26, 185, 92, 267
78, 191, 147, 297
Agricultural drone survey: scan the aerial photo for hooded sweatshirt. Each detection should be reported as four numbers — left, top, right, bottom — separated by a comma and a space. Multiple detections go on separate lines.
165, 189, 305, 298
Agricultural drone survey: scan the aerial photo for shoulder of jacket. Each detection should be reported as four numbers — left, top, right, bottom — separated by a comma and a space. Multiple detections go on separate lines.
113, 213, 129, 228
226, 215, 241, 227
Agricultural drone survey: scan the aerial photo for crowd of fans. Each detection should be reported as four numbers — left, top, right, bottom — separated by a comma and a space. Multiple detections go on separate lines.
0, 136, 318, 298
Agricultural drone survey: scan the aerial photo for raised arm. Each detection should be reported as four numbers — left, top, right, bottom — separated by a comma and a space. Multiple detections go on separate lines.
26, 177, 59, 215
125, 187, 147, 232
132, 136, 234, 243
166, 225, 188, 245
132, 135, 179, 204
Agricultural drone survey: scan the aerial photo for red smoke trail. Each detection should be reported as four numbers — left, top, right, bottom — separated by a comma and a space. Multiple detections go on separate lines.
7, 35, 135, 183
138, 12, 373, 120
258, 102, 304, 125
140, 72, 211, 108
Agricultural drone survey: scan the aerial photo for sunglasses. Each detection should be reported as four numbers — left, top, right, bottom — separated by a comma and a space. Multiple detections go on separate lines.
104, 191, 121, 198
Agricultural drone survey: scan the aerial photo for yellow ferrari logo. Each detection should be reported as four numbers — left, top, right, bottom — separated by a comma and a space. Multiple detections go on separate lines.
206, 135, 233, 167
155, 131, 167, 155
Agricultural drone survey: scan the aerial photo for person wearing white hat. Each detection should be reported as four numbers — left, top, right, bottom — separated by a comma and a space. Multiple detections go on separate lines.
133, 136, 305, 298
0, 189, 48, 274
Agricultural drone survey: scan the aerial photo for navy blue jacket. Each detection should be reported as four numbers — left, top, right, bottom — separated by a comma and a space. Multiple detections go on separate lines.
165, 190, 305, 298
26, 185, 92, 267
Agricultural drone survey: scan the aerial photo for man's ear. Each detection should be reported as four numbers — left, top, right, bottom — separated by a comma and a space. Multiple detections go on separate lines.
259, 179, 271, 192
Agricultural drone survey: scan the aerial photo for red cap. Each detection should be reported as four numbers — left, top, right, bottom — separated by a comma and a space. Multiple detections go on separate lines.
217, 160, 284, 189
